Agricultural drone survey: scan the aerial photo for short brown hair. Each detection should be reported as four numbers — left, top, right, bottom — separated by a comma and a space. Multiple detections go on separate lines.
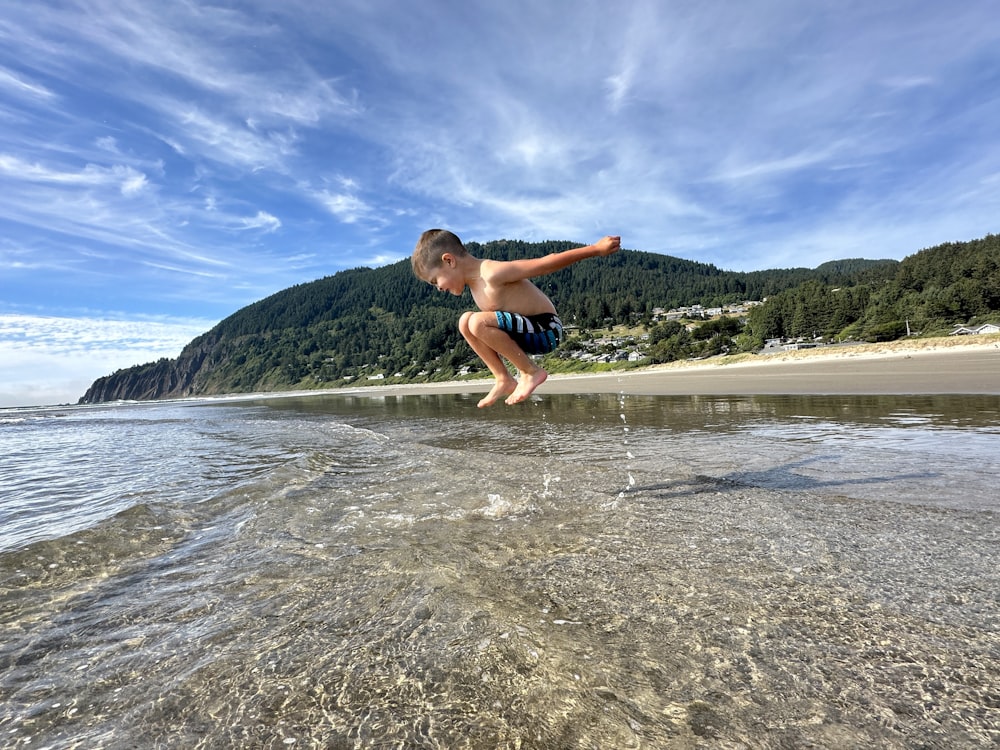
412, 229, 467, 279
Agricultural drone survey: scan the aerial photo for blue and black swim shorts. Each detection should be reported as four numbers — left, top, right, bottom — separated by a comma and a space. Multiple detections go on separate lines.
494, 311, 563, 355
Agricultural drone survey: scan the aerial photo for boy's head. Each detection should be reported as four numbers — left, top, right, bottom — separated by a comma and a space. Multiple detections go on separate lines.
412, 229, 467, 281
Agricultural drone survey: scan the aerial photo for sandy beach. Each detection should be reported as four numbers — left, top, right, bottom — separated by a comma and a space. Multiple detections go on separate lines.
333, 336, 1000, 399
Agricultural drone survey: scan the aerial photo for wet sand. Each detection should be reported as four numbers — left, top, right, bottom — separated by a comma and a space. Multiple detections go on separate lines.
339, 338, 1000, 400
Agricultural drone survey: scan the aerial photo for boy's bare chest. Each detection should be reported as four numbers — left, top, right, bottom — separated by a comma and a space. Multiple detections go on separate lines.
469, 278, 553, 315
469, 279, 504, 311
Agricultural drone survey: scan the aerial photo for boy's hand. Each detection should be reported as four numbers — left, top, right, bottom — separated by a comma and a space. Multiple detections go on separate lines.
595, 235, 621, 256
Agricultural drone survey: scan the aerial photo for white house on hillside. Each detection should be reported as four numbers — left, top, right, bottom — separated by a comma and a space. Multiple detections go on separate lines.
950, 323, 1000, 335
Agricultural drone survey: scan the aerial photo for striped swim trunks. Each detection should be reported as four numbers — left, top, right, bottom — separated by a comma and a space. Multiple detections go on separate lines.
494, 311, 563, 355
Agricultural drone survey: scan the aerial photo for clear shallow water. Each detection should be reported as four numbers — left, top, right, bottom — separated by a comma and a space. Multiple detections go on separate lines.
1, 394, 998, 748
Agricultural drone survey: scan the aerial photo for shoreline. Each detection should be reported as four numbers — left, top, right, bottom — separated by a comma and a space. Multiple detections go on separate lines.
301, 336, 1000, 399
56, 336, 994, 409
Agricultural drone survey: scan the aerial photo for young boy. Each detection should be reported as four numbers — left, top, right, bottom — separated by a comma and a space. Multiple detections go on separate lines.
412, 230, 621, 407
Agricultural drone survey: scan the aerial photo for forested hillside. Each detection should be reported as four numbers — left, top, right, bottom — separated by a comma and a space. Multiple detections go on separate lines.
743, 233, 1000, 344
79, 234, 999, 403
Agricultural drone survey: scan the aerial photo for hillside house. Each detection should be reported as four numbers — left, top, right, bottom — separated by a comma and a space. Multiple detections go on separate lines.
950, 323, 1000, 335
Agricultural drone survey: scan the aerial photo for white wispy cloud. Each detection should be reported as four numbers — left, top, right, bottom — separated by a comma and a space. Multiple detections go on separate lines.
319, 191, 371, 224
238, 211, 282, 232
0, 154, 149, 192
0, 65, 56, 100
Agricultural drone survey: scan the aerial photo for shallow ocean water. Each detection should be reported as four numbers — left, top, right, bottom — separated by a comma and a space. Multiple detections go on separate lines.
1, 393, 998, 748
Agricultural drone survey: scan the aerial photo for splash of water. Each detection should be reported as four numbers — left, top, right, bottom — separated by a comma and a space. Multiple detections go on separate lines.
603, 391, 635, 510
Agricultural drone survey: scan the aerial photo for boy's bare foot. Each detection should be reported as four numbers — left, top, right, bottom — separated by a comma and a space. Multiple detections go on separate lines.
478, 378, 517, 408
505, 369, 548, 405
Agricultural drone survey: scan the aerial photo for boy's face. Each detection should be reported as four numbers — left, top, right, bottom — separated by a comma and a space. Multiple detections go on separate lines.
425, 254, 464, 296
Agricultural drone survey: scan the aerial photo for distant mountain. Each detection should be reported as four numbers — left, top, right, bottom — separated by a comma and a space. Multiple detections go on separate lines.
81, 237, 945, 403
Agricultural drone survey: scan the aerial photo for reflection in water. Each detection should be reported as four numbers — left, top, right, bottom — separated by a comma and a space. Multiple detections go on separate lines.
272, 390, 1000, 437
266, 392, 1000, 511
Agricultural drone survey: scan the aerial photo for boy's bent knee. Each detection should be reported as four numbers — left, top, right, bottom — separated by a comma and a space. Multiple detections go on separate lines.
466, 311, 498, 337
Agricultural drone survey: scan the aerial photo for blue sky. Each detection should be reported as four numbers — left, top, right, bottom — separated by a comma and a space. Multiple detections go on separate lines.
2, 1, 998, 407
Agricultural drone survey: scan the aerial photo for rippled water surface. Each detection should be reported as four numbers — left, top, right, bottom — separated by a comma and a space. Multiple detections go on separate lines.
1, 394, 998, 748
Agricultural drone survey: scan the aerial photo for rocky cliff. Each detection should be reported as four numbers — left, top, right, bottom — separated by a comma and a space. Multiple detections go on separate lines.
79, 340, 213, 403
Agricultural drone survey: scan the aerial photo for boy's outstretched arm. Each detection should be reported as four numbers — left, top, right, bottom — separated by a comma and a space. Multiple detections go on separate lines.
486, 235, 621, 283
